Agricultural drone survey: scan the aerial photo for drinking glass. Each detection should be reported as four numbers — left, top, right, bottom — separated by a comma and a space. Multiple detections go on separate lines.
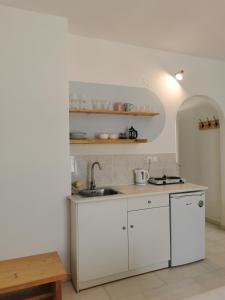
92, 99, 100, 110
100, 100, 106, 110
106, 101, 113, 111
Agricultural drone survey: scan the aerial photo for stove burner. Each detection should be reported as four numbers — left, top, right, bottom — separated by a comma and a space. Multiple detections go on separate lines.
148, 175, 185, 185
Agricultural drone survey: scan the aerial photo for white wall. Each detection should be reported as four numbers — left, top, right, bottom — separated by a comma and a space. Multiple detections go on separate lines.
68, 34, 225, 156
0, 6, 70, 269
68, 34, 225, 226
177, 97, 221, 223
2, 7, 225, 270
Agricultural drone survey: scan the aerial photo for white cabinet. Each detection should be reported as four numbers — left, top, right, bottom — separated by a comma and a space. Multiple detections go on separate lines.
77, 199, 128, 282
71, 193, 170, 290
128, 206, 170, 270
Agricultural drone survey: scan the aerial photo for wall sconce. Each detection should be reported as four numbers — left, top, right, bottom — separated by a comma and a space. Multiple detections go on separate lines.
175, 70, 184, 81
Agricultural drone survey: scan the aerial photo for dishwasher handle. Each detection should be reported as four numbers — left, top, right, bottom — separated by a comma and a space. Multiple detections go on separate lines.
171, 192, 205, 199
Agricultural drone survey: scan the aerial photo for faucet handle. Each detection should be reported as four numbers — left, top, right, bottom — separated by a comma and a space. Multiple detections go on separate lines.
90, 181, 96, 190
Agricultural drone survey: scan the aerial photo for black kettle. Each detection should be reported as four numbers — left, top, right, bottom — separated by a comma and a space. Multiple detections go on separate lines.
128, 126, 138, 139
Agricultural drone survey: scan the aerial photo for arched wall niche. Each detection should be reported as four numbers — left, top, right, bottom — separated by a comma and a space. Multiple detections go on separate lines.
176, 95, 225, 226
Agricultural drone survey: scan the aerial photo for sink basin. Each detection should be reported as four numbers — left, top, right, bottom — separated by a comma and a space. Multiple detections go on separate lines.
78, 188, 121, 198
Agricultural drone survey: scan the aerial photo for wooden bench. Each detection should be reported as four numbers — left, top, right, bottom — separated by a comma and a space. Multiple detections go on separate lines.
0, 252, 67, 300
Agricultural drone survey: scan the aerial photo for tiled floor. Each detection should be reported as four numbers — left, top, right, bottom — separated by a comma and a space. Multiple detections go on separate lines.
63, 222, 225, 300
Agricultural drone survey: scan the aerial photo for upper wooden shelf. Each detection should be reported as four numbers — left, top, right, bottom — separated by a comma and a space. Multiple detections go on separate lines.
69, 108, 159, 116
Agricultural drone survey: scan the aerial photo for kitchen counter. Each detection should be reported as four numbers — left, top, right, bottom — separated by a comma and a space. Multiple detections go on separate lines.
69, 183, 208, 204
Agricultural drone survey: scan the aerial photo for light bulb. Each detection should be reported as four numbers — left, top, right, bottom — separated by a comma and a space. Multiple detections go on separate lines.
175, 70, 184, 81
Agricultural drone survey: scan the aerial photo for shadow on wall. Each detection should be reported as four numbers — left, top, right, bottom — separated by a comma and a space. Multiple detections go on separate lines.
176, 95, 224, 225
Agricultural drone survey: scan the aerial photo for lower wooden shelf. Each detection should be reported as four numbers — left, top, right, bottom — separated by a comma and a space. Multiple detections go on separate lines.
70, 138, 148, 144
0, 284, 52, 300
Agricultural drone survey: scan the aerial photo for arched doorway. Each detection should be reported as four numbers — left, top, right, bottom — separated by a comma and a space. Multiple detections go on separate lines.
176, 95, 224, 225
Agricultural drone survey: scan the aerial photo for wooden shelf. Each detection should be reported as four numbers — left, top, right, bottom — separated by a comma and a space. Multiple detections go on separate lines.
0, 284, 53, 300
69, 108, 155, 145
69, 108, 159, 117
70, 138, 148, 144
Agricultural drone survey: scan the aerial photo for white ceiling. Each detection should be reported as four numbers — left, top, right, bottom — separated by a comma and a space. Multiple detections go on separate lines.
1, 0, 225, 60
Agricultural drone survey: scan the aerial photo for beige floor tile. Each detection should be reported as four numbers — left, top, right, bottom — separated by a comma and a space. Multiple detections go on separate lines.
103, 272, 164, 300
186, 290, 224, 300
199, 258, 221, 272
154, 261, 209, 284
206, 252, 225, 268
62, 281, 110, 300
214, 285, 225, 298
143, 278, 205, 300
63, 223, 225, 300
206, 240, 225, 258
132, 272, 166, 292
185, 285, 225, 300
193, 268, 225, 292
108, 294, 147, 300
206, 225, 225, 242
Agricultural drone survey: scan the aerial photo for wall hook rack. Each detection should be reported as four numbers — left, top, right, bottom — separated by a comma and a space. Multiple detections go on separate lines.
199, 116, 220, 130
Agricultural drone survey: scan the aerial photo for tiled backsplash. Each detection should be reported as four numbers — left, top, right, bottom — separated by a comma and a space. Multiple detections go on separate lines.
71, 153, 179, 187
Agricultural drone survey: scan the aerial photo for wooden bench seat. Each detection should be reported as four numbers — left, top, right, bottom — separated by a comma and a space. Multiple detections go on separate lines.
0, 252, 67, 300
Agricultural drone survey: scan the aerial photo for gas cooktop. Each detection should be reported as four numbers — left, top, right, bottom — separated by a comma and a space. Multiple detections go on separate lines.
148, 175, 185, 185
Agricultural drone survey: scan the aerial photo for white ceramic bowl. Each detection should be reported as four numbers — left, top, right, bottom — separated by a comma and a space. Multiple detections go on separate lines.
98, 133, 109, 139
109, 133, 119, 139
70, 132, 87, 139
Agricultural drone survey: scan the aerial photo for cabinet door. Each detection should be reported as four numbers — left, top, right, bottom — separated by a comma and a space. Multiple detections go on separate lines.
128, 206, 170, 270
78, 199, 128, 282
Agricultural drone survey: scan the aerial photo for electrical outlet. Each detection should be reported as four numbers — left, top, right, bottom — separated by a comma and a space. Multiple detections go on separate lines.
153, 156, 158, 162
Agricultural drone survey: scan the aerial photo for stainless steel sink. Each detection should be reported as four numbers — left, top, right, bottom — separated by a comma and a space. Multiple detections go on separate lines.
78, 188, 121, 198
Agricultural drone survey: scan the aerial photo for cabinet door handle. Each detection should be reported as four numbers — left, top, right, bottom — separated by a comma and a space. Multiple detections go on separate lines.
130, 225, 134, 228
122, 226, 126, 230
148, 200, 152, 204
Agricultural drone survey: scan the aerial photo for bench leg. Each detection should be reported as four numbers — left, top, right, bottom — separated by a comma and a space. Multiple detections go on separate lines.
53, 281, 62, 300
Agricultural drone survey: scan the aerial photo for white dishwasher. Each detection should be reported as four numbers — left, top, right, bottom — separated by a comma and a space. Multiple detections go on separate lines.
170, 191, 205, 267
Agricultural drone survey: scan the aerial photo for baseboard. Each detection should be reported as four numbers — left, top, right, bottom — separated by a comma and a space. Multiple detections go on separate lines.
206, 218, 221, 227
205, 218, 225, 230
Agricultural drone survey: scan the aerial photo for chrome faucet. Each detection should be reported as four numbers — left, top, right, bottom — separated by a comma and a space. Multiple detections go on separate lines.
90, 161, 102, 190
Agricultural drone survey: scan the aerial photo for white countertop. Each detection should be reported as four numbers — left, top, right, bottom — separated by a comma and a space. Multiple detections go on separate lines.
69, 183, 208, 204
